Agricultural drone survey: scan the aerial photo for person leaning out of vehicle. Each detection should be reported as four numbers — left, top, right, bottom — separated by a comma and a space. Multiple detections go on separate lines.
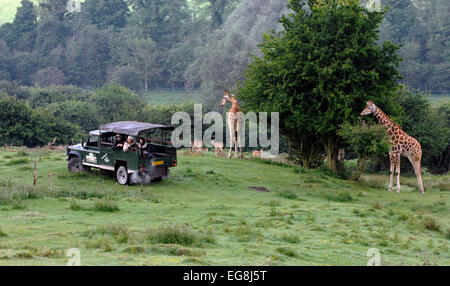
136, 137, 152, 158
123, 136, 136, 152
112, 134, 124, 151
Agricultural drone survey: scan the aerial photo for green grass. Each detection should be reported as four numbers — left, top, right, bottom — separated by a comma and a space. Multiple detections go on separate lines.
0, 147, 448, 265
142, 89, 202, 105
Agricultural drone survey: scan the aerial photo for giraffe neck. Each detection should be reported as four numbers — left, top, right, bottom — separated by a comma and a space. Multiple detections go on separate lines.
230, 98, 241, 113
373, 106, 405, 140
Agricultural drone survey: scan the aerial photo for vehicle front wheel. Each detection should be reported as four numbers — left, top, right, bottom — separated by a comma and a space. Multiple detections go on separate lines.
116, 166, 129, 185
68, 157, 84, 172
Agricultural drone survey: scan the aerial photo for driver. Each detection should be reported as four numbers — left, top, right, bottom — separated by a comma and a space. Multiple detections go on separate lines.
112, 134, 124, 151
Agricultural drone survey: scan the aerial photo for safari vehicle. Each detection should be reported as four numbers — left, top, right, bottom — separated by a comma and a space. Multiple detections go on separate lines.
66, 121, 177, 185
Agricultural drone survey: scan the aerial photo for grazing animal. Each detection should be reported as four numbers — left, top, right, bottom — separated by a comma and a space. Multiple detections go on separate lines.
47, 137, 57, 149
219, 90, 243, 158
189, 139, 203, 154
361, 101, 424, 194
253, 149, 263, 158
211, 140, 224, 155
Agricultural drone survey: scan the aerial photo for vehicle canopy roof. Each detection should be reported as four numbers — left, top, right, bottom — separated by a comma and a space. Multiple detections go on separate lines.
99, 121, 174, 137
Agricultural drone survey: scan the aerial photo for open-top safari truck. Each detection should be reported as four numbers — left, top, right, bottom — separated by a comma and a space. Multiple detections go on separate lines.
66, 121, 177, 185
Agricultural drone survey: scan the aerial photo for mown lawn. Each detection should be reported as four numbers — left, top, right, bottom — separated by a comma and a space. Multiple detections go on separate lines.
0, 147, 448, 266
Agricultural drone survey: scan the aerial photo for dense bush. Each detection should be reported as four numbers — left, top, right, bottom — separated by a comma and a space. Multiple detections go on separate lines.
395, 88, 449, 174
49, 101, 99, 132
339, 123, 390, 180
0, 94, 83, 146
89, 83, 147, 124
0, 81, 199, 148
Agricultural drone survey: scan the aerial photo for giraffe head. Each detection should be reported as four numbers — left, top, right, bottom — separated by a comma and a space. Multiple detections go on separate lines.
361, 100, 376, 116
220, 89, 232, 106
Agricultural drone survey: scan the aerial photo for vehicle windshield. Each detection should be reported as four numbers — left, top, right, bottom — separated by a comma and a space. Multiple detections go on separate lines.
86, 135, 99, 148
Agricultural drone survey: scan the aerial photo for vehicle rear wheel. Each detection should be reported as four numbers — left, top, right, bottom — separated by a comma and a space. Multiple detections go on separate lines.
116, 166, 129, 185
68, 157, 84, 172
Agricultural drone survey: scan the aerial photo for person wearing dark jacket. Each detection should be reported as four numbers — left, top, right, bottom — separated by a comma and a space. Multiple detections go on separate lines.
112, 134, 124, 151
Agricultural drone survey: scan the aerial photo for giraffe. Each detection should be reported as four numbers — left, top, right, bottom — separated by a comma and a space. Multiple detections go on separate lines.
220, 90, 243, 158
361, 101, 424, 194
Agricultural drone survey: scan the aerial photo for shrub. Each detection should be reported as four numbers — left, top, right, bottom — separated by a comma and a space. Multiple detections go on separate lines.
338, 123, 389, 181
423, 216, 440, 232
275, 247, 298, 258
280, 233, 300, 244
373, 202, 382, 210
6, 158, 29, 166
83, 224, 130, 244
70, 199, 83, 211
16, 149, 30, 157
85, 237, 115, 252
278, 190, 298, 200
326, 191, 353, 202
234, 224, 258, 242
147, 224, 199, 246
0, 227, 7, 237
93, 198, 119, 212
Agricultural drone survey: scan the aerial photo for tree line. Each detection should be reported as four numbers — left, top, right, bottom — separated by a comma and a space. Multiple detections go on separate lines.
0, 0, 238, 91
0, 0, 447, 96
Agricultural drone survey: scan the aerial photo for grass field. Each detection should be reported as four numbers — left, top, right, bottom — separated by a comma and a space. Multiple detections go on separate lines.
142, 89, 202, 106
0, 147, 448, 266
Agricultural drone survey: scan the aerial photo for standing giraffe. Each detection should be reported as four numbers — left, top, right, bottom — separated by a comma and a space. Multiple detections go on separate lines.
220, 90, 243, 158
361, 101, 424, 194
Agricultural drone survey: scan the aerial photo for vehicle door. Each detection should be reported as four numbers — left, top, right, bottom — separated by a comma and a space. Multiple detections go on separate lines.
99, 133, 115, 170
84, 134, 100, 166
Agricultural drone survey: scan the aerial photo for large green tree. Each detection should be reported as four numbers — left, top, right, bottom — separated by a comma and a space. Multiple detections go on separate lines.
128, 0, 190, 48
81, 0, 129, 30
239, 0, 402, 171
3, 0, 38, 51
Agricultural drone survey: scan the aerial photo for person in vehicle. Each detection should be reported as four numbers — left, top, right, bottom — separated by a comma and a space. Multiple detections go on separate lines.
112, 134, 124, 151
136, 137, 149, 158
123, 136, 135, 152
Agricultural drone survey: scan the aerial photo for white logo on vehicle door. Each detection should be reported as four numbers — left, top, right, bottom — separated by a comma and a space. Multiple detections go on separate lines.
101, 154, 110, 163
86, 153, 97, 163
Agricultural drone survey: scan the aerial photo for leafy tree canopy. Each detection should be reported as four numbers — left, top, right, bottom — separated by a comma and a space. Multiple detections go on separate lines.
239, 0, 402, 170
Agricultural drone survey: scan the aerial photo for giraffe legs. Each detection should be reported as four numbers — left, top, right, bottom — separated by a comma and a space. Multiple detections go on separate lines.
395, 160, 401, 194
388, 153, 395, 192
235, 117, 243, 158
408, 156, 425, 194
228, 118, 235, 159
388, 152, 401, 193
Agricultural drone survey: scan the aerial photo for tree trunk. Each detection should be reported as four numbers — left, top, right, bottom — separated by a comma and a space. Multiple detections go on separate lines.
324, 135, 342, 173
144, 79, 148, 91
287, 135, 320, 169
354, 157, 366, 181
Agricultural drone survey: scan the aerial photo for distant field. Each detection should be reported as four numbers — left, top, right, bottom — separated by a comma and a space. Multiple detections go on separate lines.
0, 147, 448, 265
0, 0, 38, 24
142, 89, 202, 106
430, 94, 450, 106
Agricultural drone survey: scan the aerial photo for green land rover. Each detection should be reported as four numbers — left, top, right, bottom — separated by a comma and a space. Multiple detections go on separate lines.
66, 121, 177, 185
